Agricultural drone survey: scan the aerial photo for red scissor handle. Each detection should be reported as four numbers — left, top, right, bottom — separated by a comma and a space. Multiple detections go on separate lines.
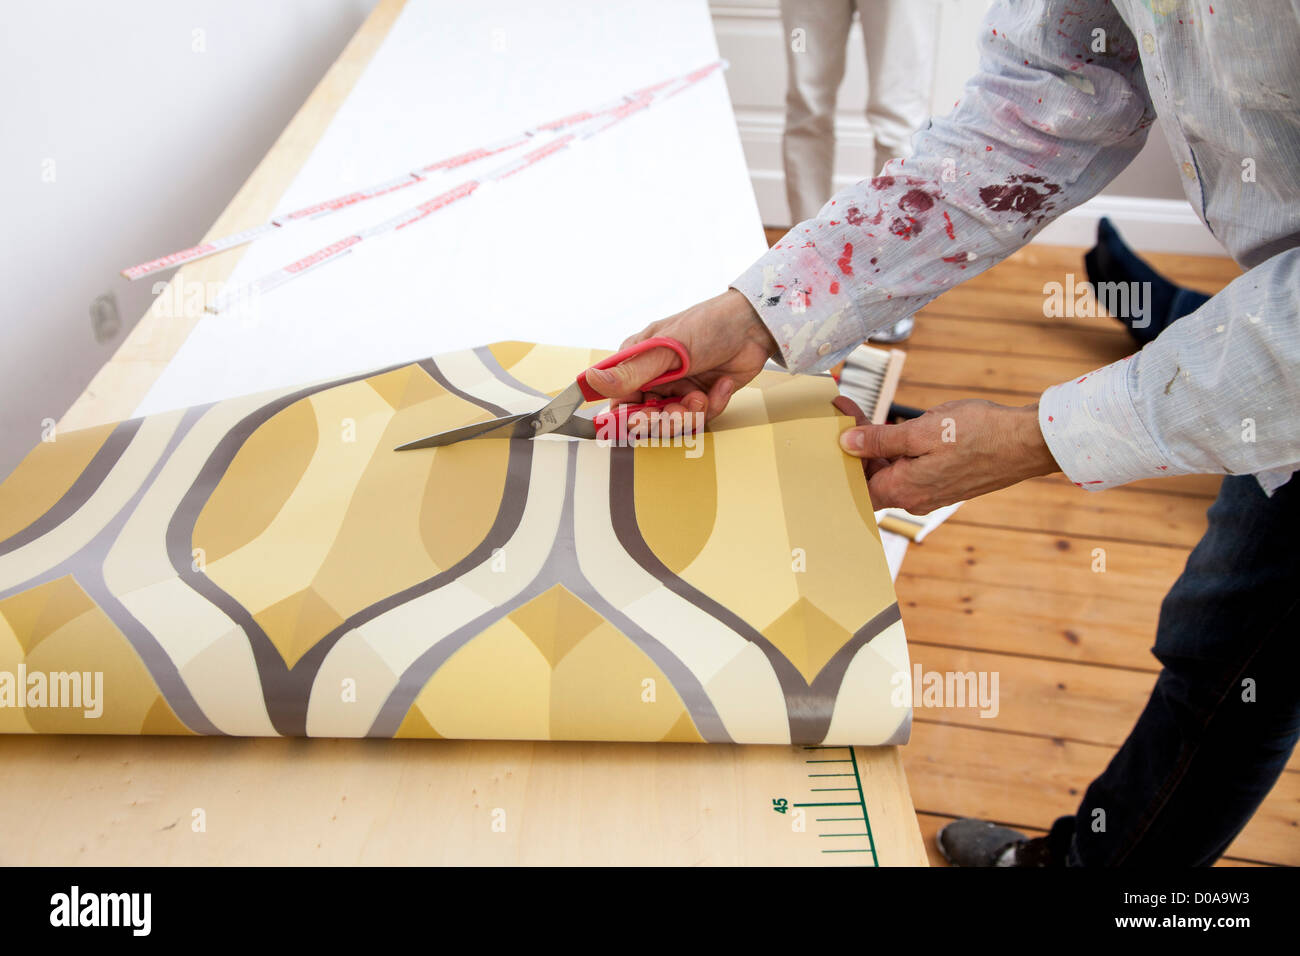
576, 336, 691, 402
591, 395, 674, 439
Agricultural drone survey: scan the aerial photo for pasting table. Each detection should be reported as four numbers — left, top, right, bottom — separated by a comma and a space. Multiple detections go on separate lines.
2, 0, 926, 866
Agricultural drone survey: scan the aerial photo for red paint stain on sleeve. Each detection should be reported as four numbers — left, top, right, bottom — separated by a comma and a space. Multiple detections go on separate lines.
837, 242, 854, 275
845, 206, 883, 227
943, 211, 956, 240
889, 217, 921, 239
899, 189, 934, 214
829, 281, 841, 294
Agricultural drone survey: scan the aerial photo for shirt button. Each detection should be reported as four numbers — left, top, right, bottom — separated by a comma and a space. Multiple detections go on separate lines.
1182, 161, 1195, 179
817, 343, 832, 357
1141, 32, 1155, 53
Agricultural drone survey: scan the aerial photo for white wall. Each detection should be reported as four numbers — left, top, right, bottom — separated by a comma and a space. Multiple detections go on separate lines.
0, 0, 379, 479
0, 0, 1220, 482
711, 0, 1214, 248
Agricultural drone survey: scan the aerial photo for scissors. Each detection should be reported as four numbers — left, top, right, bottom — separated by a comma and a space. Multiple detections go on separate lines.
393, 337, 691, 450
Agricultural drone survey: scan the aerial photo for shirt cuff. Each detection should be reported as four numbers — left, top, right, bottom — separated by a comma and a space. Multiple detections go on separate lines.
730, 256, 869, 374
1037, 357, 1174, 490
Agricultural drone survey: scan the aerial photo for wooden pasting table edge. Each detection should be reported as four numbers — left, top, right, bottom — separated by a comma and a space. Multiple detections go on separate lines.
10, 0, 926, 866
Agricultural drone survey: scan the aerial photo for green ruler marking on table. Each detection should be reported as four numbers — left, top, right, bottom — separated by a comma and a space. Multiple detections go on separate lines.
773, 745, 880, 866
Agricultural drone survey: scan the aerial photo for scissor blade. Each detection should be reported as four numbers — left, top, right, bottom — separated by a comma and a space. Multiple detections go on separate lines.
393, 413, 532, 450
531, 381, 587, 437
548, 416, 598, 440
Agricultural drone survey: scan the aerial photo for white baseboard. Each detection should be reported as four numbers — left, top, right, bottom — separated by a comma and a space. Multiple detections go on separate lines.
751, 170, 1223, 255
1032, 195, 1221, 255
748, 168, 791, 225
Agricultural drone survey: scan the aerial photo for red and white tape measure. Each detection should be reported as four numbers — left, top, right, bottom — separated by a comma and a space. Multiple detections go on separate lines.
121, 60, 725, 309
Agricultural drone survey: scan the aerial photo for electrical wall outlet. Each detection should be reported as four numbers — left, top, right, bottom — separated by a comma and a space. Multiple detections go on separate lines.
90, 292, 121, 343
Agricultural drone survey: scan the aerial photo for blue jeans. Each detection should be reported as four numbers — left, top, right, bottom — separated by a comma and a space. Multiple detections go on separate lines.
1048, 474, 1300, 865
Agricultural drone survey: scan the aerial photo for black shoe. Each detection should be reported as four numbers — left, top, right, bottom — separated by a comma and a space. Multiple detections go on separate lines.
936, 818, 1056, 867
1083, 217, 1209, 345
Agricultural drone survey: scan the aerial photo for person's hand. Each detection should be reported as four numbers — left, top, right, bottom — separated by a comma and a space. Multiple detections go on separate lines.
837, 398, 1060, 513
583, 289, 778, 427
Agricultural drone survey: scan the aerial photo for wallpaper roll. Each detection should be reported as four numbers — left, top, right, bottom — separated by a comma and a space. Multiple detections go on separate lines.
0, 342, 910, 745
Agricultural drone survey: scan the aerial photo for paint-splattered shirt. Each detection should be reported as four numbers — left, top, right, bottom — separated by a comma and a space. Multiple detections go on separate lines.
731, 0, 1299, 494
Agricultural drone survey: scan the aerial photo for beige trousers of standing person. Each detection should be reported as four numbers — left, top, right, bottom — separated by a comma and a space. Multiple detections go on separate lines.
781, 0, 938, 223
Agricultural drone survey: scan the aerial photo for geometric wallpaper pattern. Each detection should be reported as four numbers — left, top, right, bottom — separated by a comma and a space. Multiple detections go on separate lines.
0, 342, 910, 744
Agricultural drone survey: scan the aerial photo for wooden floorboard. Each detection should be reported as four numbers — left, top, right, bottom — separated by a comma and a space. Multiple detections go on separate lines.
908, 646, 1300, 772
897, 574, 1164, 671
758, 232, 1292, 866
907, 312, 1135, 363
900, 522, 1191, 606
903, 349, 1125, 397
907, 723, 1297, 865
953, 477, 1210, 549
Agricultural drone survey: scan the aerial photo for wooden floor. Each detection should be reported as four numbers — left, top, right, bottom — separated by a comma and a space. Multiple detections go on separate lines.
765, 230, 1296, 866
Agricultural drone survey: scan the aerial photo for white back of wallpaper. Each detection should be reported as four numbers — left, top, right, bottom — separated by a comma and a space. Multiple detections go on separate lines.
135, 0, 766, 415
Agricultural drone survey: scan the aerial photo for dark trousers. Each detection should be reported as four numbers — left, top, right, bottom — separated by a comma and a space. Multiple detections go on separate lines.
1048, 474, 1300, 865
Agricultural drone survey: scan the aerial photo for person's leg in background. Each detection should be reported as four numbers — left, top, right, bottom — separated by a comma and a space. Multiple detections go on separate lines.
779, 0, 854, 224
941, 474, 1300, 865
856, 0, 937, 171
856, 0, 937, 342
1050, 474, 1300, 865
1086, 217, 1213, 345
